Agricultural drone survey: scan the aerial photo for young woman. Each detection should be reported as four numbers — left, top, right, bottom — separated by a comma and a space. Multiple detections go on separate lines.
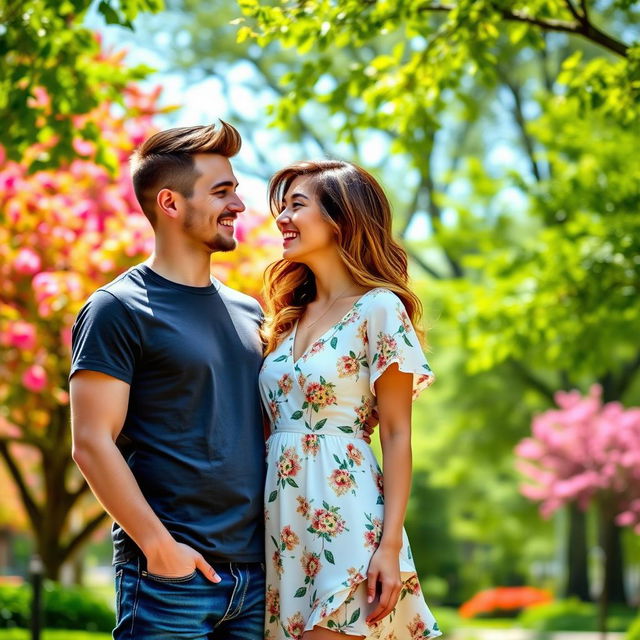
259, 160, 441, 640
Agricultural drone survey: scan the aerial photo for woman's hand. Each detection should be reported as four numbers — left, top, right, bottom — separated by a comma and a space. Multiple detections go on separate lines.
365, 543, 403, 624
361, 408, 378, 444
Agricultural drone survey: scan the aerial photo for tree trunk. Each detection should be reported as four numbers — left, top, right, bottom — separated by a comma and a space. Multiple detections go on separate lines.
565, 503, 591, 600
598, 504, 627, 605
2, 403, 109, 581
597, 500, 628, 638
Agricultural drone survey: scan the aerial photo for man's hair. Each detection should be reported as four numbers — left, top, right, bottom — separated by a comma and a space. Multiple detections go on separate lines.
130, 121, 242, 224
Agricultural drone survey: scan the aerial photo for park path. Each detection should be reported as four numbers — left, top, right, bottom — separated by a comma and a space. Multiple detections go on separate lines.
450, 629, 627, 640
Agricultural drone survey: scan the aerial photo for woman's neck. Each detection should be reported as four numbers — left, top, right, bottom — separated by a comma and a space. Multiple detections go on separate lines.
307, 259, 365, 303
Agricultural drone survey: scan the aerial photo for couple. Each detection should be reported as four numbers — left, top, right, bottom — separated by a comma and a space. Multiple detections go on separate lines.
70, 122, 441, 640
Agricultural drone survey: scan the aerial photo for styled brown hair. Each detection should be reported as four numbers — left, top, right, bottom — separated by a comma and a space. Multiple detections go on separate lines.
262, 160, 423, 354
130, 121, 241, 224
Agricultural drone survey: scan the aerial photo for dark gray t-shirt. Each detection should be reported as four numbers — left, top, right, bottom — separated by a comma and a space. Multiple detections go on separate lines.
70, 264, 265, 564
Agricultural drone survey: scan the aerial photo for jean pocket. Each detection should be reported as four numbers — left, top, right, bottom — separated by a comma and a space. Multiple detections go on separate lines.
141, 569, 198, 584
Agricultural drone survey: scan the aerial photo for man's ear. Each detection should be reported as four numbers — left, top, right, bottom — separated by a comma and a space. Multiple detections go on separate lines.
156, 188, 180, 220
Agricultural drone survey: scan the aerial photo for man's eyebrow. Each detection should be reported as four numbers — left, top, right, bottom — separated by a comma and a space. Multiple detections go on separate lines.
210, 180, 238, 190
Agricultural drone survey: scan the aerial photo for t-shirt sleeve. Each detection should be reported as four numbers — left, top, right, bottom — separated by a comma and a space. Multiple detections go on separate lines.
365, 290, 435, 399
70, 289, 141, 384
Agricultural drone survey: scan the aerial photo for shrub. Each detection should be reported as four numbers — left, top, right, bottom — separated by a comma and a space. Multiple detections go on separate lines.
519, 599, 633, 633
0, 586, 29, 628
626, 615, 640, 640
459, 586, 553, 619
0, 583, 114, 632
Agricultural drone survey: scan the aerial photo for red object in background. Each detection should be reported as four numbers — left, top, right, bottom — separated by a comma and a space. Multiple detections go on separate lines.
459, 586, 553, 618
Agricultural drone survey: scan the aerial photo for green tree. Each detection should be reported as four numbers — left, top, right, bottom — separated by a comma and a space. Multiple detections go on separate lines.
0, 0, 162, 171
238, 0, 640, 603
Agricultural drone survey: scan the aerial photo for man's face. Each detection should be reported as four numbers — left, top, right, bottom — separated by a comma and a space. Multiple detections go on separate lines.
182, 154, 245, 253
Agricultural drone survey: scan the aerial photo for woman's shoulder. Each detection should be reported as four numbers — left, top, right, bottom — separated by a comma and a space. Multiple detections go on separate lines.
362, 287, 405, 312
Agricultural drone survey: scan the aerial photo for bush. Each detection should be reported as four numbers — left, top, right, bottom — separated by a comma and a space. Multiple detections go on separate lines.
0, 583, 114, 632
519, 598, 633, 633
0, 630, 112, 639
0, 586, 29, 628
626, 615, 640, 640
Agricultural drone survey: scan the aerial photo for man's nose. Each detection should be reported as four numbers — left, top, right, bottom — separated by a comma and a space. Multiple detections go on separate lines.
230, 194, 246, 213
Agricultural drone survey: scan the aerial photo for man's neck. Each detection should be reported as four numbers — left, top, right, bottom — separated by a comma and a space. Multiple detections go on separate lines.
145, 253, 212, 288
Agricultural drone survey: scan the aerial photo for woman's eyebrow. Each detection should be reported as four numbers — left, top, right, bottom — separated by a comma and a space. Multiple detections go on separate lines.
283, 192, 309, 202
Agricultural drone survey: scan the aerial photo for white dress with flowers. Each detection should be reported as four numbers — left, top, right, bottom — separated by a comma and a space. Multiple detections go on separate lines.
259, 288, 442, 640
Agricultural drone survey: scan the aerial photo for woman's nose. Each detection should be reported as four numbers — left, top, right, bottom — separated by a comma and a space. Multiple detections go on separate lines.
276, 211, 291, 226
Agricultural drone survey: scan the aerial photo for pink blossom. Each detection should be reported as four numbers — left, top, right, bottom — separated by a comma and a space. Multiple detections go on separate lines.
72, 138, 95, 156
36, 174, 57, 190
13, 248, 42, 275
22, 365, 47, 393
515, 385, 640, 530
60, 327, 72, 350
32, 272, 60, 302
27, 86, 50, 109
8, 322, 37, 351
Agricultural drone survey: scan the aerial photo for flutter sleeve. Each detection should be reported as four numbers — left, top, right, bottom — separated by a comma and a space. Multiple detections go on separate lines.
364, 290, 435, 399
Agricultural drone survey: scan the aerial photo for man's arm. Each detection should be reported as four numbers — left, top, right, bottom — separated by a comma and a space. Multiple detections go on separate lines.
70, 370, 220, 582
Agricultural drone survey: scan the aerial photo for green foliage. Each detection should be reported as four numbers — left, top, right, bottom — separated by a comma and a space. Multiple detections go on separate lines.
560, 46, 640, 125
428, 606, 461, 634
518, 599, 635, 632
0, 630, 111, 640
0, 0, 162, 171
404, 470, 460, 602
456, 97, 640, 383
627, 614, 640, 640
0, 583, 113, 632
239, 0, 639, 160
0, 585, 28, 628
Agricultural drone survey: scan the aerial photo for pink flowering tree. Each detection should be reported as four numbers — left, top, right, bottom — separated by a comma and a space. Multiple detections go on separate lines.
0, 51, 279, 579
515, 385, 640, 609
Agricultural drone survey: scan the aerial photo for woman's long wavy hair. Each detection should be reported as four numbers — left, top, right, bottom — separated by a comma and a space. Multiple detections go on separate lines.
262, 160, 424, 354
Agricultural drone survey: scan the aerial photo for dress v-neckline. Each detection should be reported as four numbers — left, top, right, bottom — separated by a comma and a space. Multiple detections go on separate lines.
290, 289, 377, 365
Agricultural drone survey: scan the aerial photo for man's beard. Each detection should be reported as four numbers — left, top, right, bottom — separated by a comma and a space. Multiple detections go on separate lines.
206, 232, 236, 253
183, 204, 237, 253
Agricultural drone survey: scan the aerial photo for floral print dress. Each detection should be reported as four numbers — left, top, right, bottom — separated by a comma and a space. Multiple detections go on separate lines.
259, 288, 442, 639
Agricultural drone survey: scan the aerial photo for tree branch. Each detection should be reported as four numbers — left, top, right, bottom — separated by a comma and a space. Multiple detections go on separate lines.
249, 58, 333, 156
580, 0, 589, 21
401, 175, 428, 238
68, 480, 92, 508
0, 440, 41, 530
612, 351, 640, 401
61, 510, 110, 563
538, 35, 556, 97
407, 130, 465, 278
405, 246, 444, 279
563, 0, 582, 23
498, 68, 542, 183
416, 3, 629, 57
508, 359, 556, 404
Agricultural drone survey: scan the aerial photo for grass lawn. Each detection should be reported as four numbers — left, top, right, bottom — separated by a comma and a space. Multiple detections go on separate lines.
0, 631, 111, 640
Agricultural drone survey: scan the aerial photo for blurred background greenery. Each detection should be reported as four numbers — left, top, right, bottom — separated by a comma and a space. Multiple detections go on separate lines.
1, 0, 639, 637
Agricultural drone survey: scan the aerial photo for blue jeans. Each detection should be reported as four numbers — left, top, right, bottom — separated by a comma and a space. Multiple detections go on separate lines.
113, 557, 265, 639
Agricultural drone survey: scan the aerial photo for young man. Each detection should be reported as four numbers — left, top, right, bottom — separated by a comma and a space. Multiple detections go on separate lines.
70, 123, 266, 639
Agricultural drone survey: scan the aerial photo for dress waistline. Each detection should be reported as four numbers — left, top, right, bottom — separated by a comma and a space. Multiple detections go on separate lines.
269, 428, 366, 442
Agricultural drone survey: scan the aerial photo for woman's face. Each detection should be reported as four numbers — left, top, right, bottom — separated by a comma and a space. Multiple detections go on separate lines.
275, 175, 337, 263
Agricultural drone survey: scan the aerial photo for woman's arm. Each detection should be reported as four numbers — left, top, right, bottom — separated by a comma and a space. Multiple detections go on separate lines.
366, 362, 414, 624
